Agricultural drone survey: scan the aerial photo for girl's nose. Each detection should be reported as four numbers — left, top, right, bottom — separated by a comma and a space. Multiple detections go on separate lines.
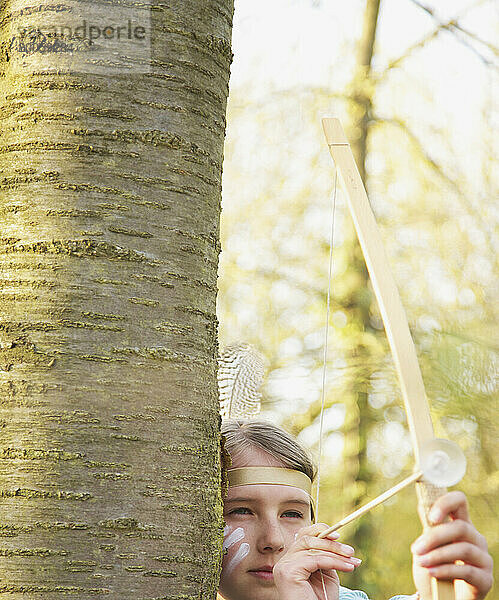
257, 520, 285, 553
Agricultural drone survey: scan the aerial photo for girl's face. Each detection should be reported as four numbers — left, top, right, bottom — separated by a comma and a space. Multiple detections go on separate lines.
219, 446, 313, 600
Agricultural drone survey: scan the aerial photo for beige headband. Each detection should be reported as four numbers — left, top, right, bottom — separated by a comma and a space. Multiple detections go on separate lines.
227, 466, 312, 496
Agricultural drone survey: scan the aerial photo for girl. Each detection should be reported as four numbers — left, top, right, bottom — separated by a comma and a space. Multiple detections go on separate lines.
219, 420, 493, 600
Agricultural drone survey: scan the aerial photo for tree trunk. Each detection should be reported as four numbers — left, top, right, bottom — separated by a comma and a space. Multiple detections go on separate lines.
340, 0, 381, 595
0, 1, 233, 597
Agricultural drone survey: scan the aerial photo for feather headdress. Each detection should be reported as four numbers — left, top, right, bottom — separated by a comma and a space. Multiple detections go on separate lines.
217, 342, 266, 419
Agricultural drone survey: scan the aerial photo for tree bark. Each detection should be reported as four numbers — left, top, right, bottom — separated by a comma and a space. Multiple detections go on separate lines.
340, 0, 381, 595
0, 1, 233, 597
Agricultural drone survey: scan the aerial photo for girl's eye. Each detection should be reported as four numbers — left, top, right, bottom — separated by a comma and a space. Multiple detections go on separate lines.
282, 511, 304, 519
229, 507, 252, 515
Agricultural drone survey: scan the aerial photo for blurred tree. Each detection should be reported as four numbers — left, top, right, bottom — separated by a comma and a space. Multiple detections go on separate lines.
0, 0, 233, 596
325, 0, 382, 595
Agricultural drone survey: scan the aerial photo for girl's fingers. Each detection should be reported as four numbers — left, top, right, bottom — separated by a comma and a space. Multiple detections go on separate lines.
311, 568, 339, 582
295, 523, 340, 540
426, 562, 494, 591
291, 524, 362, 574
296, 534, 356, 558
427, 491, 470, 525
415, 541, 493, 570
411, 495, 494, 600
301, 551, 361, 573
412, 519, 486, 555
307, 548, 362, 565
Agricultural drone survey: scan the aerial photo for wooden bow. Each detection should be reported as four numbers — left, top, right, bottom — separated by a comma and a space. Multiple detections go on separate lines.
322, 118, 454, 600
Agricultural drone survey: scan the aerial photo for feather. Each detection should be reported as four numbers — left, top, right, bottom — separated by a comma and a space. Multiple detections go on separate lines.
218, 343, 266, 419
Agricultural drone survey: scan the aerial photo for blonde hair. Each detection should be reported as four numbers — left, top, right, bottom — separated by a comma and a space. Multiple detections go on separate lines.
221, 419, 317, 483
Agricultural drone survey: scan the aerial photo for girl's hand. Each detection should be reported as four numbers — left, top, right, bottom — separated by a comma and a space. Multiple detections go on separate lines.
273, 523, 362, 600
411, 491, 493, 600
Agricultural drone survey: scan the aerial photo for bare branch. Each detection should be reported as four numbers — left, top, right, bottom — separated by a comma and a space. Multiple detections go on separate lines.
450, 19, 499, 56
381, 0, 496, 77
407, 0, 497, 67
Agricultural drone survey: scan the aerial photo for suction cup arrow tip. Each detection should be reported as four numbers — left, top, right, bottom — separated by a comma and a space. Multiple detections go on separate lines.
420, 439, 466, 487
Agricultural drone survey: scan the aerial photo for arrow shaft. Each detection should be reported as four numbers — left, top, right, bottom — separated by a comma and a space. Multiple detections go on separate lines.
318, 471, 422, 538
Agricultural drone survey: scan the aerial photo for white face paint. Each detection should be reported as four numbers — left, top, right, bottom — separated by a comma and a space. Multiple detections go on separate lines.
225, 542, 250, 575
222, 526, 250, 576
223, 526, 245, 551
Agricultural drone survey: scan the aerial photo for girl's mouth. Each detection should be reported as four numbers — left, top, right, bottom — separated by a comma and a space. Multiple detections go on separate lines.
248, 568, 274, 581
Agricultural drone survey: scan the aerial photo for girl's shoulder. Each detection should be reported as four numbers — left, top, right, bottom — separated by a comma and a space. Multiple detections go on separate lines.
339, 585, 417, 600
339, 586, 370, 600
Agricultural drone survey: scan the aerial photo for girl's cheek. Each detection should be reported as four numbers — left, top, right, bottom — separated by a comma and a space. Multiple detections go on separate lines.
222, 526, 250, 574
223, 526, 245, 552
225, 543, 250, 575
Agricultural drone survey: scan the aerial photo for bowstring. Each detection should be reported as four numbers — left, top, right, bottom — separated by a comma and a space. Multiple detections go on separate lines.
315, 168, 338, 600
